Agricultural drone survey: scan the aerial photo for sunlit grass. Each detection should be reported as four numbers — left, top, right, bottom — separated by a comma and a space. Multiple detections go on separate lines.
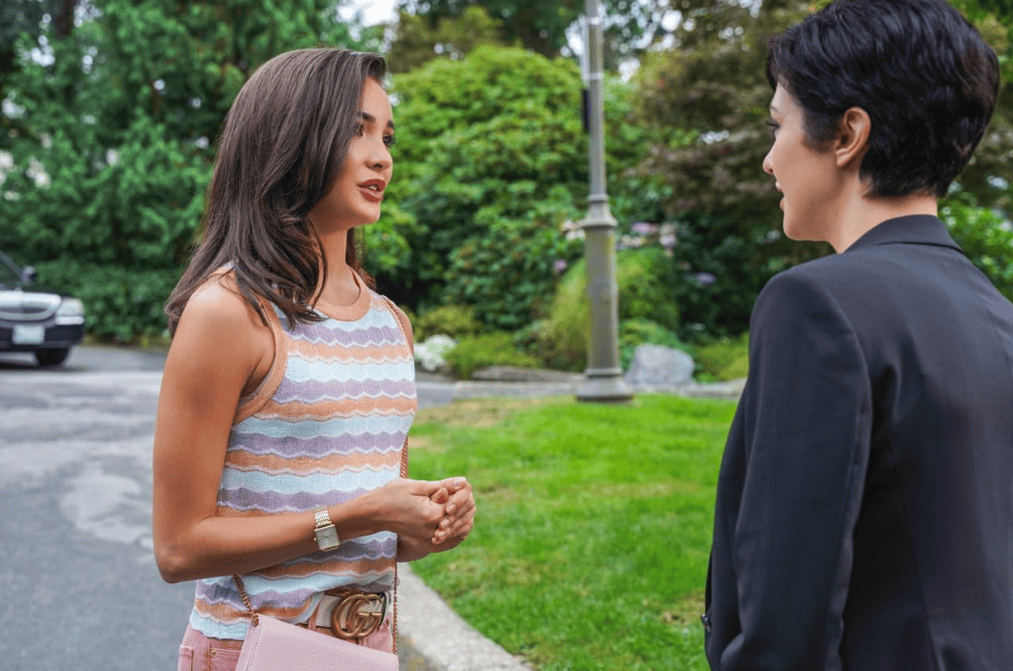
408, 395, 737, 671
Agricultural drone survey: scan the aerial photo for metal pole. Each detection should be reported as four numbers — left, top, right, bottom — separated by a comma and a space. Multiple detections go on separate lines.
576, 0, 633, 404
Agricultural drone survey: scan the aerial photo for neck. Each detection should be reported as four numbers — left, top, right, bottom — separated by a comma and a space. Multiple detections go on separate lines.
314, 229, 357, 306
830, 186, 937, 253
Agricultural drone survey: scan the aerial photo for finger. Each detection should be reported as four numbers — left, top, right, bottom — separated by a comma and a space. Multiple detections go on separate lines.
430, 487, 449, 504
438, 476, 469, 493
407, 478, 453, 496
449, 510, 476, 537
444, 488, 473, 517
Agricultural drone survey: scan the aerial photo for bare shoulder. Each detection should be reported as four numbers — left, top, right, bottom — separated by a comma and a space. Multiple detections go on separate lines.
169, 271, 274, 393
182, 271, 267, 336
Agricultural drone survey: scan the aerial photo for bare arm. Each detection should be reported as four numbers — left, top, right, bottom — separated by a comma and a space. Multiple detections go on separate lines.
152, 278, 450, 583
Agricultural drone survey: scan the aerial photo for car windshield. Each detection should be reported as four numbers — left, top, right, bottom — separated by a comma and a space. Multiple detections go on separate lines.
0, 252, 22, 286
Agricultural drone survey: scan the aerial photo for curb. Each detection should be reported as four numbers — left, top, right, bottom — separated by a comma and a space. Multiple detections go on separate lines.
396, 564, 534, 671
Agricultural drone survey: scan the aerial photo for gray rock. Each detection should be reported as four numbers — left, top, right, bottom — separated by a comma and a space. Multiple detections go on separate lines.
624, 344, 695, 387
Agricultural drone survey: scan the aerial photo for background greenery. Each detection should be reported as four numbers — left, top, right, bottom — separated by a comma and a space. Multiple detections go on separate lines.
1, 0, 1010, 366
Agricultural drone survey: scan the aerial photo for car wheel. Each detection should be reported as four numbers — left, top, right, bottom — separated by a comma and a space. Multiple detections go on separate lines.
35, 348, 70, 367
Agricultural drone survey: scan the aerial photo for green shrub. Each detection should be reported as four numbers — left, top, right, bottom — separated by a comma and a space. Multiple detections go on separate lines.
34, 260, 179, 342
444, 332, 541, 379
618, 318, 692, 370
694, 334, 750, 382
513, 318, 586, 373
442, 209, 583, 331
942, 201, 1013, 302
667, 211, 794, 341
413, 305, 483, 342
524, 247, 681, 372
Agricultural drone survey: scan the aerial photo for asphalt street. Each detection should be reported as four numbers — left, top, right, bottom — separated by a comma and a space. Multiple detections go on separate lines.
0, 351, 190, 671
0, 345, 460, 671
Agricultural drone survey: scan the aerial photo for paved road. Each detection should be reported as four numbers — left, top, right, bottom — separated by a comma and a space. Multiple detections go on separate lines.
0, 346, 459, 670
0, 364, 191, 671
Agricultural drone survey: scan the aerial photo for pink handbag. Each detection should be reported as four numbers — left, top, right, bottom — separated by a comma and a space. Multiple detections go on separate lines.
234, 609, 399, 671
232, 575, 400, 671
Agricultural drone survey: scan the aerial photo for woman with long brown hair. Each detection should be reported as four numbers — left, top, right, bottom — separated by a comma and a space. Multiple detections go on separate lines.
153, 49, 475, 670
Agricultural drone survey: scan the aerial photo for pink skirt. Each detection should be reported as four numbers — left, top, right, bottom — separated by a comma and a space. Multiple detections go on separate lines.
176, 616, 394, 671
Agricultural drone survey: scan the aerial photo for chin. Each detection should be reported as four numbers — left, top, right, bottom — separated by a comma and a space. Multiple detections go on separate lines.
782, 217, 822, 243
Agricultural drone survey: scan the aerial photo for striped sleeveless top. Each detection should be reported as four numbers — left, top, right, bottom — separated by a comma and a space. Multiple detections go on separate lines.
188, 273, 417, 640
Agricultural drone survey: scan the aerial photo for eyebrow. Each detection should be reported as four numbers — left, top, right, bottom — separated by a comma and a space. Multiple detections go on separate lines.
358, 111, 395, 131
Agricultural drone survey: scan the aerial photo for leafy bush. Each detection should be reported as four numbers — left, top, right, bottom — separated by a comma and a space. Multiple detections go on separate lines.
513, 318, 585, 373
521, 247, 680, 372
377, 46, 588, 310
694, 334, 750, 382
444, 332, 541, 379
413, 305, 483, 342
34, 260, 179, 342
942, 201, 1013, 302
618, 318, 692, 370
377, 45, 665, 320
667, 211, 795, 341
442, 211, 583, 331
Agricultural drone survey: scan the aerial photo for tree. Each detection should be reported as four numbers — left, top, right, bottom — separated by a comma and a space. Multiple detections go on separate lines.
373, 45, 590, 327
0, 0, 374, 340
393, 0, 679, 68
631, 0, 1013, 336
386, 5, 506, 73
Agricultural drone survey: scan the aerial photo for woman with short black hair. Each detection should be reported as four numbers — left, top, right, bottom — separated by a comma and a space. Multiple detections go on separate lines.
703, 1, 1012, 669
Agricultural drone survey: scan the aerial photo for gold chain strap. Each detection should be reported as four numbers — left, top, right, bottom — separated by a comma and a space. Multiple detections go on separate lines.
393, 435, 408, 654
233, 574, 259, 626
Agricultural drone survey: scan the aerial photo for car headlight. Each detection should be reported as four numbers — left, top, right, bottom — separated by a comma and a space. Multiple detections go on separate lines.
55, 297, 85, 325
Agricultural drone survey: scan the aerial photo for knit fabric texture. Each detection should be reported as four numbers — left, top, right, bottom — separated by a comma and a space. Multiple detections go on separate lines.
188, 277, 416, 640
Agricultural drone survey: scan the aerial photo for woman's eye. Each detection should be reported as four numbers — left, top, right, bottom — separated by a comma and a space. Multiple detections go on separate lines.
383, 134, 396, 148
355, 124, 365, 137
765, 120, 780, 135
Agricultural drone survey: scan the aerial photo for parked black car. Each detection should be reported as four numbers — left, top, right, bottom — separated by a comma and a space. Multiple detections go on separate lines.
0, 251, 85, 366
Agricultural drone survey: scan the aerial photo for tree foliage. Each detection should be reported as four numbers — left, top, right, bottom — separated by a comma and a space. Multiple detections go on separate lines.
0, 0, 371, 340
376, 45, 589, 325
630, 0, 1013, 336
393, 0, 679, 68
386, 5, 506, 74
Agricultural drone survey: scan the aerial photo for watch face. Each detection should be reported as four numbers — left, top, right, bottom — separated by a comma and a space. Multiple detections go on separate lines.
315, 526, 340, 551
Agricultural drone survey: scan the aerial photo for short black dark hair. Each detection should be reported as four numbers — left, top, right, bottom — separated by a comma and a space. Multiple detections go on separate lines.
766, 0, 1000, 199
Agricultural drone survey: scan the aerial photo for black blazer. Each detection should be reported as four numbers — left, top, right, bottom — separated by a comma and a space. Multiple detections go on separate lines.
704, 215, 1013, 670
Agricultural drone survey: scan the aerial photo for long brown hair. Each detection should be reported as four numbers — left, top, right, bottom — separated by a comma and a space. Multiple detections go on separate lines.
165, 49, 385, 335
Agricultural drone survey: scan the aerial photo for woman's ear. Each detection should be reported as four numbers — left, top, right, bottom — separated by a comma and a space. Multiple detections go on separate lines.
834, 106, 872, 170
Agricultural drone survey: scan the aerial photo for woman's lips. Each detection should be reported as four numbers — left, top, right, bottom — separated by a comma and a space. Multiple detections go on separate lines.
359, 186, 383, 203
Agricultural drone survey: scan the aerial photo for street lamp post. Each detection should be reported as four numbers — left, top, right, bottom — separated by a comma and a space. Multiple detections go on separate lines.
576, 0, 633, 404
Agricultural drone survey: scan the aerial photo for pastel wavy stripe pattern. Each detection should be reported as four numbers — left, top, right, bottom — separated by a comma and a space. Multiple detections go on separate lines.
190, 291, 416, 640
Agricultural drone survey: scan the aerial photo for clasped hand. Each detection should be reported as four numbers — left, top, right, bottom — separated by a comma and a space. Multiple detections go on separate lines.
374, 476, 475, 552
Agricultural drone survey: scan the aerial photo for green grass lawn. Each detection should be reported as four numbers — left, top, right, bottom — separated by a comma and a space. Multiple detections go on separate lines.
407, 395, 738, 671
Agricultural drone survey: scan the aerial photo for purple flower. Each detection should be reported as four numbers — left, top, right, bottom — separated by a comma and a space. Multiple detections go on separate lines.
553, 259, 569, 275
694, 272, 717, 287
631, 222, 657, 236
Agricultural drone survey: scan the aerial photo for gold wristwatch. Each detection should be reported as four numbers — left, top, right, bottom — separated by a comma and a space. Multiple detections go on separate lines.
313, 507, 340, 551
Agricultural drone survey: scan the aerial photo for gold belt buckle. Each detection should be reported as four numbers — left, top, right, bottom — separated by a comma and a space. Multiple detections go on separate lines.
329, 589, 387, 642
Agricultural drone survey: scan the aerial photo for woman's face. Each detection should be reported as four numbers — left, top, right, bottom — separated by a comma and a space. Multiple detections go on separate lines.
308, 77, 395, 233
762, 84, 844, 242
